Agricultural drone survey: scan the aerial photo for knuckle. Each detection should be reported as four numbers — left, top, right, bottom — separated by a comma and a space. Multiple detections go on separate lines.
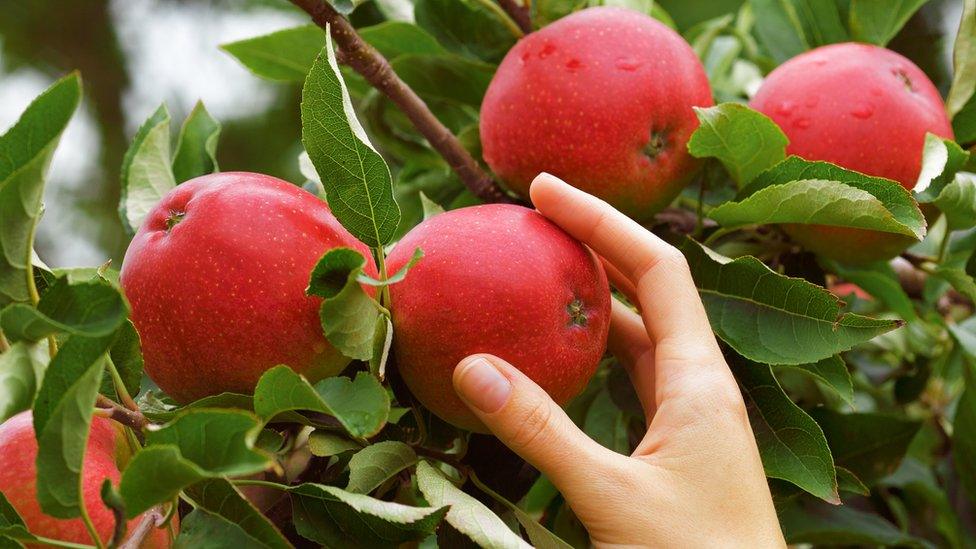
634, 246, 688, 289
507, 398, 555, 451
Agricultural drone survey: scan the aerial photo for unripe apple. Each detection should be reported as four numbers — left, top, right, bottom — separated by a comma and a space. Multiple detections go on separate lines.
0, 411, 170, 547
750, 43, 953, 264
120, 172, 376, 403
387, 204, 611, 432
479, 6, 713, 222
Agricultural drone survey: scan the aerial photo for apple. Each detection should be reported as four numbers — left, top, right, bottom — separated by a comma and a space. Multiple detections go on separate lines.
387, 204, 611, 432
479, 6, 713, 222
750, 42, 953, 264
120, 172, 376, 403
0, 411, 170, 547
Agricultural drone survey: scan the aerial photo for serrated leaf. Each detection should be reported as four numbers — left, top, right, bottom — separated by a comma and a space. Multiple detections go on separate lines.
778, 498, 930, 547
823, 260, 917, 321
468, 473, 573, 549
145, 409, 271, 477
914, 134, 970, 201
730, 356, 838, 503
253, 366, 389, 438
120, 445, 210, 518
359, 247, 423, 286
301, 38, 399, 248
172, 101, 221, 183
289, 482, 447, 547
414, 0, 520, 63
836, 466, 870, 496
346, 441, 417, 494
776, 355, 853, 405
416, 461, 531, 549
359, 21, 448, 58
848, 0, 929, 46
307, 431, 361, 457
221, 25, 326, 83
34, 334, 113, 518
679, 238, 902, 365
749, 0, 847, 63
119, 104, 176, 234
0, 277, 128, 343
810, 409, 921, 486
948, 0, 976, 119
0, 73, 81, 306
308, 248, 383, 361
933, 266, 976, 302
934, 173, 976, 231
173, 509, 269, 549
688, 103, 788, 187
182, 479, 291, 549
307, 248, 370, 299
0, 342, 41, 422
391, 54, 495, 108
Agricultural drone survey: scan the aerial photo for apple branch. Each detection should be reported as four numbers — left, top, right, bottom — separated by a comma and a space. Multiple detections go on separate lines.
96, 394, 150, 434
118, 506, 164, 549
289, 0, 515, 204
497, 0, 532, 34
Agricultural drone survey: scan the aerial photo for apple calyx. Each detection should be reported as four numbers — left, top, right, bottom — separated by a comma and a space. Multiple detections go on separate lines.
164, 210, 186, 232
567, 298, 588, 327
643, 129, 669, 160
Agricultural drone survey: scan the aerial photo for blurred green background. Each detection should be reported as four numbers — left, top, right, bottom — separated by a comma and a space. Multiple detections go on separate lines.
0, 0, 963, 268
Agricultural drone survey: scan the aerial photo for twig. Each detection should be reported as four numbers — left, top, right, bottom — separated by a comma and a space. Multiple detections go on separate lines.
96, 394, 150, 435
289, 0, 514, 204
496, 0, 532, 34
118, 506, 164, 549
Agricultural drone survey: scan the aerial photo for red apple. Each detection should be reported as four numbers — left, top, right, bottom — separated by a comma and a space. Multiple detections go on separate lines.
479, 6, 713, 222
0, 411, 170, 547
120, 172, 376, 403
750, 43, 953, 264
387, 204, 611, 432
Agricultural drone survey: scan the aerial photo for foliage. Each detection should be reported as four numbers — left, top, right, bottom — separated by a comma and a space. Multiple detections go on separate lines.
0, 0, 974, 548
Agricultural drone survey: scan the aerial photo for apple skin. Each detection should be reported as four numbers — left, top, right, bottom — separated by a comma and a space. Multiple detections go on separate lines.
387, 204, 611, 432
479, 6, 713, 222
120, 172, 376, 403
750, 43, 953, 264
0, 411, 171, 548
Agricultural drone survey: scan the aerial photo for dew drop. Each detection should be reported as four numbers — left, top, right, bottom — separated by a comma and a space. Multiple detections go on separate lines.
804, 96, 819, 108
775, 100, 796, 117
614, 56, 641, 71
793, 117, 812, 129
565, 58, 583, 72
539, 43, 556, 59
850, 102, 874, 119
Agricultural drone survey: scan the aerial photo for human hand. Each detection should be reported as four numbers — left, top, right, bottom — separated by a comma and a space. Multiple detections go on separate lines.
452, 173, 786, 547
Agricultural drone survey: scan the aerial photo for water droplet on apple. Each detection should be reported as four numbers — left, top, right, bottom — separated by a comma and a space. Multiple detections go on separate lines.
793, 117, 812, 129
614, 57, 641, 71
804, 96, 819, 108
775, 100, 795, 117
565, 58, 583, 72
850, 102, 874, 119
538, 43, 556, 59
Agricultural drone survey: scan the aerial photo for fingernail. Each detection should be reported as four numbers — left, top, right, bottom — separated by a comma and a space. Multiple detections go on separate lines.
455, 357, 512, 413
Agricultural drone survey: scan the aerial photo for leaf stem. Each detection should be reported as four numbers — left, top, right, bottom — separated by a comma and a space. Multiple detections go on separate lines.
17, 535, 95, 549
287, 0, 514, 204
231, 478, 290, 490
105, 357, 139, 412
95, 394, 149, 438
702, 226, 740, 247
470, 0, 525, 36
78, 490, 106, 549
937, 228, 952, 264
495, 0, 533, 34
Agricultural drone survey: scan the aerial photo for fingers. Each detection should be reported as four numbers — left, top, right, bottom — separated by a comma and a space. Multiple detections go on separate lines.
601, 258, 640, 309
531, 172, 719, 359
608, 299, 657, 419
453, 354, 620, 494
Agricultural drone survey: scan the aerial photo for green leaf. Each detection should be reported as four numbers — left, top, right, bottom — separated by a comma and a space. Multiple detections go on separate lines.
952, 367, 976, 504
414, 0, 520, 63
0, 73, 81, 306
307, 248, 383, 361
221, 25, 326, 82
749, 0, 847, 63
289, 482, 447, 547
416, 461, 531, 548
531, 0, 586, 26
391, 54, 496, 108
369, 316, 393, 379
0, 492, 30, 541
0, 277, 128, 343
253, 366, 390, 438
419, 192, 445, 219
778, 498, 930, 547
582, 388, 629, 454
730, 356, 838, 503
934, 173, 976, 231
679, 238, 902, 365
848, 0, 929, 46
360, 248, 423, 286
119, 104, 176, 234
346, 441, 417, 494
301, 39, 400, 248
33, 334, 113, 518
182, 479, 291, 549
687, 104, 789, 187
933, 266, 976, 302
468, 473, 573, 549
145, 409, 271, 477
823, 260, 917, 321
810, 409, 921, 486
119, 445, 209, 518
173, 509, 270, 549
836, 466, 870, 496
172, 101, 221, 183
0, 342, 41, 422
913, 134, 970, 202
776, 355, 853, 405
109, 320, 144, 399
358, 21, 449, 59
307, 431, 361, 457
948, 0, 976, 118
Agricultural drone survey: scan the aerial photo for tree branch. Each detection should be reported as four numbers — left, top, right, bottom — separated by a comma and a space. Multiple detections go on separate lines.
496, 0, 532, 34
289, 0, 515, 204
96, 394, 149, 436
118, 506, 164, 549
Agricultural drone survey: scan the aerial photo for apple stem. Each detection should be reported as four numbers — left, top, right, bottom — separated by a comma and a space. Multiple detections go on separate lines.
287, 0, 516, 204
496, 0, 533, 34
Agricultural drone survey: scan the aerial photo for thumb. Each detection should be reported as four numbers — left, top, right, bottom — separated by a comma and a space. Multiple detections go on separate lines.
453, 354, 619, 493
